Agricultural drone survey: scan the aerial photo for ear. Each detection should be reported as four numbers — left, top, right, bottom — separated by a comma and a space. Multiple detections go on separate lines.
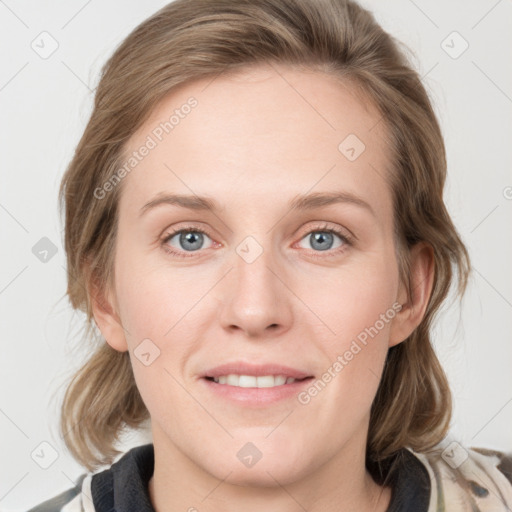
388, 242, 435, 347
88, 270, 128, 352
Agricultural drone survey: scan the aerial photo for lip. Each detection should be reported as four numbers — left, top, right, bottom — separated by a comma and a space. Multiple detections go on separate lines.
202, 362, 313, 380
200, 361, 314, 407
200, 375, 314, 406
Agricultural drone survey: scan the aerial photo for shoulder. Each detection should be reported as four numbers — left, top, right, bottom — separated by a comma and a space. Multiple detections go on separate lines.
26, 473, 93, 512
409, 442, 512, 511
25, 443, 154, 512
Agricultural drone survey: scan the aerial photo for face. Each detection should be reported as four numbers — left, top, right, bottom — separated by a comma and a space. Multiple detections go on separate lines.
96, 63, 416, 486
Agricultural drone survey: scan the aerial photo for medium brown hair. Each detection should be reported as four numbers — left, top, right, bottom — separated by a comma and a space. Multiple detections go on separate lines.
58, 0, 470, 472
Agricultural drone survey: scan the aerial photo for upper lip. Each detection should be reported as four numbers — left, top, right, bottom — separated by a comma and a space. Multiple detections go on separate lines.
202, 362, 313, 380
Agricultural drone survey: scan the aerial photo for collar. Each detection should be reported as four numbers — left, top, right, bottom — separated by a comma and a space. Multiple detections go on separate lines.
91, 443, 155, 511
382, 448, 431, 511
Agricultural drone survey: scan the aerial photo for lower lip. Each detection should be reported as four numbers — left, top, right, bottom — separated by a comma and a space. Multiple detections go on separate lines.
200, 377, 314, 406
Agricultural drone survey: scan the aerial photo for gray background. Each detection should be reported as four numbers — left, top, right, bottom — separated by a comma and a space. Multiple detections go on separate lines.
1, 0, 511, 510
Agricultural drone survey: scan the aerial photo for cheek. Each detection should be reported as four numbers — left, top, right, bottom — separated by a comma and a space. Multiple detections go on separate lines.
302, 257, 398, 397
113, 265, 203, 426
114, 251, 202, 339
112, 249, 216, 396
302, 255, 398, 343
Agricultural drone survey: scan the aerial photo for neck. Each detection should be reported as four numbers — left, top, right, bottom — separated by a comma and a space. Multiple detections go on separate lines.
147, 423, 391, 512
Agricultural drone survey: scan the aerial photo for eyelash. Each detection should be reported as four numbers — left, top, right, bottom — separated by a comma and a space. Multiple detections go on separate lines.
160, 223, 353, 259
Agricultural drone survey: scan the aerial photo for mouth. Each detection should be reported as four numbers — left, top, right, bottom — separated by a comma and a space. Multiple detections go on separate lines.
200, 362, 315, 406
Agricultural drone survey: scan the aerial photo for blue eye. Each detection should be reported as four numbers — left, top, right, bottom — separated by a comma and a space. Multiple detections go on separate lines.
162, 228, 213, 257
161, 223, 352, 259
299, 230, 347, 252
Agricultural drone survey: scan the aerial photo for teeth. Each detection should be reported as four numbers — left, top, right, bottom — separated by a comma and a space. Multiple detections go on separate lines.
211, 374, 296, 388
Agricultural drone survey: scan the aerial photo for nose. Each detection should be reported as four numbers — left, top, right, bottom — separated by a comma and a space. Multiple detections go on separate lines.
218, 242, 293, 339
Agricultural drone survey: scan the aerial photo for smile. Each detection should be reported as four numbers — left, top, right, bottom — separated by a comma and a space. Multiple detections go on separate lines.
208, 374, 300, 387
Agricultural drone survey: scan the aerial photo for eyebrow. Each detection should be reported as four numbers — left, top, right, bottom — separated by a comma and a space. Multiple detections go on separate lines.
139, 191, 375, 217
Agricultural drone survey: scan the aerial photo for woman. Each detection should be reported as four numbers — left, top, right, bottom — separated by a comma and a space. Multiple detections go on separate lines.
28, 0, 512, 510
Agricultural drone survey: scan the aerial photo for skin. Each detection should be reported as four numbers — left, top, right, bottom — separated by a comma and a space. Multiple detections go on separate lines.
92, 63, 434, 512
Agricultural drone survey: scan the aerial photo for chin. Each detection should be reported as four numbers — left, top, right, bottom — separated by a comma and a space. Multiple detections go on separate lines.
197, 435, 314, 488
208, 459, 307, 489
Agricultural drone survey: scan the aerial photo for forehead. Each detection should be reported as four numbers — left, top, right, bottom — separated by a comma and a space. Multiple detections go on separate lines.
119, 63, 393, 219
